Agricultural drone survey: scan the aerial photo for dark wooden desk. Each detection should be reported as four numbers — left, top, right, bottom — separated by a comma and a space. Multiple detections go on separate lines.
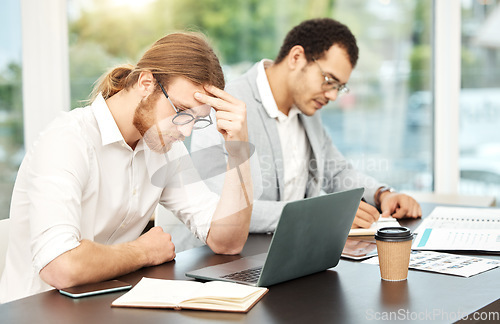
1, 203, 499, 323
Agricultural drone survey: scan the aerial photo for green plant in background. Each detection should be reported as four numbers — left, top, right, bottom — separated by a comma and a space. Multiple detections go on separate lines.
408, 0, 432, 93
67, 0, 338, 105
0, 62, 24, 147
409, 45, 431, 92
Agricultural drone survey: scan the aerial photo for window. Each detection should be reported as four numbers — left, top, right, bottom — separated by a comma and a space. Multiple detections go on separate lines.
459, 0, 500, 203
325, 0, 433, 192
68, 0, 434, 195
0, 0, 23, 220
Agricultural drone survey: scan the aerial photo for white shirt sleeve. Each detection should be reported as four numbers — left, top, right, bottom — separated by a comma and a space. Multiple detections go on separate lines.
158, 142, 218, 243
26, 116, 89, 273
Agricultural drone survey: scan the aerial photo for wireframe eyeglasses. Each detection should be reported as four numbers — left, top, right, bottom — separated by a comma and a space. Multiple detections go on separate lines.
156, 80, 213, 130
313, 59, 350, 95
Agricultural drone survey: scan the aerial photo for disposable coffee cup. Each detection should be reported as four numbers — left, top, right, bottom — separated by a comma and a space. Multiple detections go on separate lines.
375, 227, 413, 281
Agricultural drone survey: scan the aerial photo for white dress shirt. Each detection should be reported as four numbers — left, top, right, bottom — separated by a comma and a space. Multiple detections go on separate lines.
0, 94, 218, 303
256, 59, 311, 201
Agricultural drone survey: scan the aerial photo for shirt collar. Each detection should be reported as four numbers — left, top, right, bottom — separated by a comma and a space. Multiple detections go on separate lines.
91, 93, 129, 147
284, 106, 301, 119
256, 59, 280, 119
256, 59, 302, 122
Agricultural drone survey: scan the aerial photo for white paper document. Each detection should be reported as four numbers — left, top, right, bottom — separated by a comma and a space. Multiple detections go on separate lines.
412, 207, 500, 252
362, 251, 500, 278
349, 216, 401, 236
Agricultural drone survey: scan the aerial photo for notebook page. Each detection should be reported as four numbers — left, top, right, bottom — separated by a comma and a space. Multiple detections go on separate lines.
112, 278, 202, 307
349, 216, 401, 236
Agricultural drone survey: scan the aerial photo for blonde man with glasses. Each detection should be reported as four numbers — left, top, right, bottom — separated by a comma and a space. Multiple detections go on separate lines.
0, 32, 253, 303
191, 18, 421, 233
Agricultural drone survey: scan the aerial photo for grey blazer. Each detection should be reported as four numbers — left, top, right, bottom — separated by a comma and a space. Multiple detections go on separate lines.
191, 62, 383, 233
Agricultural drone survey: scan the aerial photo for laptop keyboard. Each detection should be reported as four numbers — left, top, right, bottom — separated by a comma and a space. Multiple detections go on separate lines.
221, 266, 262, 283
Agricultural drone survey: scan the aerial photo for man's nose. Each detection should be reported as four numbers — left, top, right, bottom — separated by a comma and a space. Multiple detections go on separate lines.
177, 122, 194, 138
324, 88, 339, 102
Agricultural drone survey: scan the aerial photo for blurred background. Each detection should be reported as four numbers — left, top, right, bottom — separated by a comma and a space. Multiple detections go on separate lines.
0, 0, 499, 220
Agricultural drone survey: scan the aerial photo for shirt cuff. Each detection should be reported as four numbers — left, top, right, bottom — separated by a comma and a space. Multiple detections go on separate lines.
32, 225, 81, 273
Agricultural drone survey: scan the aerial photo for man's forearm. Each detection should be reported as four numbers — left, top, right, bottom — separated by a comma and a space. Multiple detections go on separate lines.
207, 157, 253, 254
249, 199, 287, 233
39, 239, 147, 289
39, 227, 175, 289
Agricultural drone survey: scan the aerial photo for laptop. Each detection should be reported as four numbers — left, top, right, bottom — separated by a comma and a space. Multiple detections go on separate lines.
185, 187, 364, 287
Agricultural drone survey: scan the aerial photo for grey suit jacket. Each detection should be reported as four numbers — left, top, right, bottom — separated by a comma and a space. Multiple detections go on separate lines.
191, 62, 384, 233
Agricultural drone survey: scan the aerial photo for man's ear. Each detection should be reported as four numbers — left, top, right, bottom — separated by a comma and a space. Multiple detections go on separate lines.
137, 71, 155, 96
287, 45, 307, 70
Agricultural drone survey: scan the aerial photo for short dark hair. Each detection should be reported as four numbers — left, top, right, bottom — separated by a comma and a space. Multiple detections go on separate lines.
275, 18, 359, 67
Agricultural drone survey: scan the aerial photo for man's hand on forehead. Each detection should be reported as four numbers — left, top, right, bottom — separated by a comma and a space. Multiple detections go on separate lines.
194, 84, 248, 143
194, 85, 232, 112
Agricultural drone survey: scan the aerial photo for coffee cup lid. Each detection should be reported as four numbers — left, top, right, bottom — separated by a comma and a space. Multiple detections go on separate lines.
375, 227, 413, 242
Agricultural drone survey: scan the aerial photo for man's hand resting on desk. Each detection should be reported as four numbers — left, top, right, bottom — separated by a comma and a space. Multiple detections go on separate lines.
379, 192, 422, 219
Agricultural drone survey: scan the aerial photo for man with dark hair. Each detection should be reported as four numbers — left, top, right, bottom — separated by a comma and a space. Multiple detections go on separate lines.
0, 32, 253, 303
274, 18, 359, 67
191, 18, 421, 233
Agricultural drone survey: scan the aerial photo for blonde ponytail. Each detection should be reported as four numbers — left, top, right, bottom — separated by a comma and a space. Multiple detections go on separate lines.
88, 32, 224, 104
89, 64, 135, 102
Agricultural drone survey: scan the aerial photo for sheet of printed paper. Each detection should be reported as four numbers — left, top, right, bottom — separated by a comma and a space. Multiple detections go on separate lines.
414, 207, 500, 233
412, 207, 500, 251
362, 250, 500, 277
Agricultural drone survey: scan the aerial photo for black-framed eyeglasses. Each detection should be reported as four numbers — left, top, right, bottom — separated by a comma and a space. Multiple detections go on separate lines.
156, 80, 213, 130
313, 60, 350, 95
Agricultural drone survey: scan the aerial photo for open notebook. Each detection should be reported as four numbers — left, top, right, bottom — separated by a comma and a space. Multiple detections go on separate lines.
348, 216, 401, 236
111, 278, 268, 313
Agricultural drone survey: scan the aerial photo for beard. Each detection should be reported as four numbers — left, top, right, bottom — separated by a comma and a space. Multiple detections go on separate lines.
133, 92, 183, 154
